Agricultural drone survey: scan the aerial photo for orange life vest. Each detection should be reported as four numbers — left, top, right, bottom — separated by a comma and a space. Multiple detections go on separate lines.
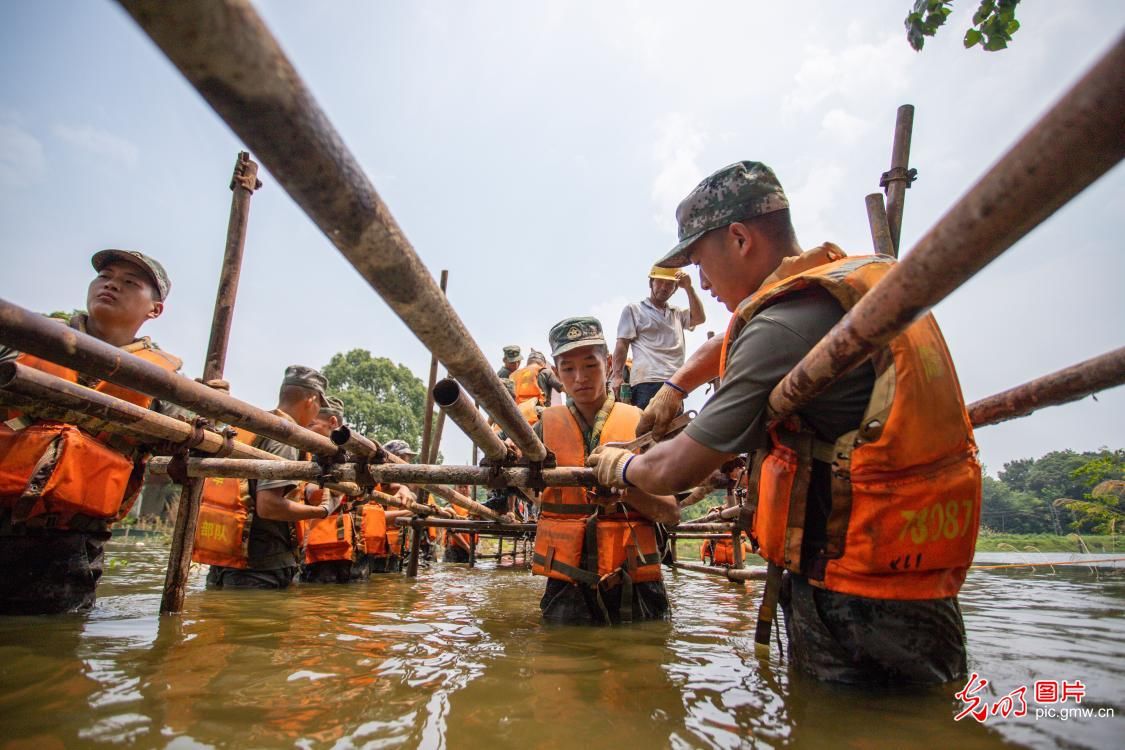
0, 345, 181, 527
355, 502, 388, 556
189, 427, 266, 569
700, 535, 750, 566
511, 363, 546, 405
191, 477, 252, 568
532, 403, 663, 587
445, 499, 473, 552
721, 251, 981, 600
296, 489, 355, 564
517, 398, 541, 426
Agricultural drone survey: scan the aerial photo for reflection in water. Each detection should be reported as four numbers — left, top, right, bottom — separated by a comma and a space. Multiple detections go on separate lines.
0, 542, 1121, 749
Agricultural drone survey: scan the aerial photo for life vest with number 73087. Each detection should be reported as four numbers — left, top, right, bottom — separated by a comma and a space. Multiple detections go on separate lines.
721, 248, 982, 600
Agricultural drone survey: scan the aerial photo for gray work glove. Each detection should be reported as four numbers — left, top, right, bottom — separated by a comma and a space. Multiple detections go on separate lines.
318, 489, 342, 518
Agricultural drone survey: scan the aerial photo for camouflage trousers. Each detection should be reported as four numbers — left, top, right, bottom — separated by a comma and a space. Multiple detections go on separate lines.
0, 528, 109, 615
540, 578, 670, 625
780, 573, 968, 686
206, 565, 297, 589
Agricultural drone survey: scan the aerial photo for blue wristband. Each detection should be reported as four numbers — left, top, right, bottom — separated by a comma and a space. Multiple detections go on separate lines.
620, 454, 636, 488
664, 380, 687, 396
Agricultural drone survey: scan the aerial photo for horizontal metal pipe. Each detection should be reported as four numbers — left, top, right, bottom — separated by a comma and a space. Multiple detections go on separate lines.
433, 378, 510, 462
768, 37, 1125, 419
391, 517, 537, 533
690, 505, 747, 526
0, 362, 274, 460
331, 426, 503, 521
968, 346, 1125, 428
145, 457, 596, 490
369, 490, 455, 519
678, 476, 722, 509
667, 533, 742, 540
671, 562, 768, 582
0, 298, 338, 456
673, 523, 737, 533
117, 0, 548, 463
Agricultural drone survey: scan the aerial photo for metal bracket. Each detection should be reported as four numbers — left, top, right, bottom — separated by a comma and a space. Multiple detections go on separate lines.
879, 166, 917, 189
166, 416, 210, 485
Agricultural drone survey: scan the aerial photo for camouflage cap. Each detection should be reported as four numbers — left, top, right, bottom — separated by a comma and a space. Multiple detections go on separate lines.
502, 345, 522, 363
657, 161, 789, 268
527, 349, 547, 365
319, 395, 345, 420
383, 439, 417, 458
91, 249, 171, 301
282, 364, 328, 406
548, 316, 606, 358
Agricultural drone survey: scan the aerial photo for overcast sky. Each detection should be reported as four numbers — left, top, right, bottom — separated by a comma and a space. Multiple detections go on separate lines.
1, 1, 1122, 475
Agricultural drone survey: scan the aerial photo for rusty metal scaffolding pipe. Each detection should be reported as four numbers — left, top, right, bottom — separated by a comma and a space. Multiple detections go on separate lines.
202, 151, 260, 381
0, 298, 339, 456
768, 38, 1125, 420
0, 362, 276, 460
329, 426, 503, 520
392, 517, 538, 533
689, 505, 746, 526
144, 456, 596, 490
673, 523, 737, 533
884, 104, 915, 255
671, 561, 767, 582
116, 0, 548, 463
433, 378, 509, 462
968, 346, 1125, 428
865, 193, 895, 257
370, 490, 455, 519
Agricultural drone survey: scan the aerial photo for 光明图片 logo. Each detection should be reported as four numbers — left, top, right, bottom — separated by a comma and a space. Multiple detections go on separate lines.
954, 673, 1115, 723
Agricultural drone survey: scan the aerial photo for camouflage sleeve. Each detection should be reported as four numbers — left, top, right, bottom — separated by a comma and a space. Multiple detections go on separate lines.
538, 368, 563, 394
256, 438, 301, 493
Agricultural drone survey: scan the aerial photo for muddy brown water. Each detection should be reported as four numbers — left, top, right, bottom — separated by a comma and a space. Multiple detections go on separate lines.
0, 543, 1121, 749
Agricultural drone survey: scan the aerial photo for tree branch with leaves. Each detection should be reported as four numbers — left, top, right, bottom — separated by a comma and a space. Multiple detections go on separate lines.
906, 0, 1022, 52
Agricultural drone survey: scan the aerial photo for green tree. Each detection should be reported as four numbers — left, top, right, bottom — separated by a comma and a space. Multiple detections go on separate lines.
1055, 451, 1125, 534
322, 349, 427, 448
905, 0, 1021, 52
47, 308, 86, 322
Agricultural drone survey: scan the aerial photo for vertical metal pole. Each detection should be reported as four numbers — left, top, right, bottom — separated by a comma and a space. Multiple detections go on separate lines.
428, 410, 446, 465
731, 530, 744, 569
419, 269, 449, 465
865, 193, 896, 257
469, 534, 477, 568
161, 152, 260, 616
882, 104, 915, 255
406, 519, 423, 578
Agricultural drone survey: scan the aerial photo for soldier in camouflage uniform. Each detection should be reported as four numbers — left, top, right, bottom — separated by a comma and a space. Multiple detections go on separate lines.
297, 396, 365, 584
497, 345, 521, 380
0, 250, 181, 614
587, 161, 970, 685
207, 366, 341, 590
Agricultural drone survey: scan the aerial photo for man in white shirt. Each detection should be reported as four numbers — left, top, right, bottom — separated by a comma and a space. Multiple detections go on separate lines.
609, 266, 705, 408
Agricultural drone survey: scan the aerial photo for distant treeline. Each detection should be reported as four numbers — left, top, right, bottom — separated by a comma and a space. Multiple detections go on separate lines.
680, 448, 1124, 536
983, 448, 1123, 535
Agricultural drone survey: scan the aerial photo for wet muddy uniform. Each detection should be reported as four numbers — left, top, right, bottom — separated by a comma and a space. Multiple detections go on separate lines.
206, 414, 300, 589
687, 287, 967, 685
